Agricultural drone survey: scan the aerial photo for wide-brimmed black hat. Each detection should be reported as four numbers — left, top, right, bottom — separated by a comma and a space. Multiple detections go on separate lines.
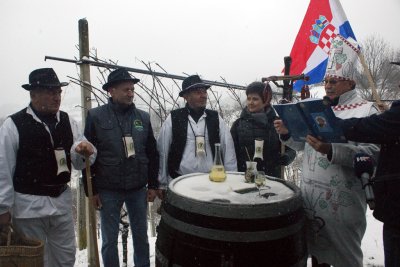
102, 68, 140, 90
179, 75, 211, 97
22, 68, 69, 91
390, 62, 400, 66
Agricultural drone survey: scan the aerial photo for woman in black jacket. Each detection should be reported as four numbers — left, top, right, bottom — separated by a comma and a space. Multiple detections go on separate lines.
230, 81, 296, 178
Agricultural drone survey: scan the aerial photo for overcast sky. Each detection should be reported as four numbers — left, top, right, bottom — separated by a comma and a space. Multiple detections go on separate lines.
1, 0, 399, 119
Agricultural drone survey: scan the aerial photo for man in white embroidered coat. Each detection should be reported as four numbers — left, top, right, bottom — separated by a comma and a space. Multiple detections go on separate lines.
274, 35, 380, 267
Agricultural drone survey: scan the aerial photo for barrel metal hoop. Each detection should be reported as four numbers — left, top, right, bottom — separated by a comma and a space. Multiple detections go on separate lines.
161, 211, 305, 242
167, 194, 303, 219
163, 201, 305, 231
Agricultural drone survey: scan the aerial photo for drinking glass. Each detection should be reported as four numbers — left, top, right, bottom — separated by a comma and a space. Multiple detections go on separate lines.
245, 161, 257, 183
254, 171, 266, 197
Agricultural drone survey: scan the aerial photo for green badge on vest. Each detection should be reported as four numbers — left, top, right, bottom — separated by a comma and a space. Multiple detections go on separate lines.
134, 119, 144, 131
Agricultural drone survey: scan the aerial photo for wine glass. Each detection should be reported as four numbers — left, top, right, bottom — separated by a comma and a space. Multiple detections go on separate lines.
254, 171, 266, 197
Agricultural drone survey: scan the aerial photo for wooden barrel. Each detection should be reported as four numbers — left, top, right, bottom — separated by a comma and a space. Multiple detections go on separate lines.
156, 172, 307, 267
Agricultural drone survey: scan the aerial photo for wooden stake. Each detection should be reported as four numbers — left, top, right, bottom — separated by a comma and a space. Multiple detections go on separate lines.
76, 17, 92, 251
85, 157, 100, 267
358, 52, 387, 111
76, 176, 87, 250
78, 18, 99, 267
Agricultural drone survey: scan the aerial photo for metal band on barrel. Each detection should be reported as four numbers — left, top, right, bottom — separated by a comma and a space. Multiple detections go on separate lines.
161, 211, 305, 242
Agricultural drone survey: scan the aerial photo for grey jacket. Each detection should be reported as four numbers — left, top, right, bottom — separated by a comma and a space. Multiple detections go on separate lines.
85, 99, 159, 192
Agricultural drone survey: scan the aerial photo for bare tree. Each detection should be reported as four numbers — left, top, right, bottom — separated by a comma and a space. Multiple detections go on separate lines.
354, 35, 400, 103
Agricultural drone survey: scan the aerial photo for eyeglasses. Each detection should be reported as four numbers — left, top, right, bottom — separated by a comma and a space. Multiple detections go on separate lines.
324, 79, 339, 85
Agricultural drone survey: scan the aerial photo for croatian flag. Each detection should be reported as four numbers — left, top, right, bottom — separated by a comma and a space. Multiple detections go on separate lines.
289, 0, 357, 91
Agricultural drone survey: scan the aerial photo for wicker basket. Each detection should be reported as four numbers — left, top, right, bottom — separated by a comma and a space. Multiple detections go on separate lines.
0, 226, 44, 267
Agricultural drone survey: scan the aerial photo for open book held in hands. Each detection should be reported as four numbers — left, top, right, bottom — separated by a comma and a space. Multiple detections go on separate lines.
273, 98, 346, 143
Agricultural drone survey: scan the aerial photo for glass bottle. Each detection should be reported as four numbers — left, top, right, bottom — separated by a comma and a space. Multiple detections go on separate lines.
209, 143, 226, 182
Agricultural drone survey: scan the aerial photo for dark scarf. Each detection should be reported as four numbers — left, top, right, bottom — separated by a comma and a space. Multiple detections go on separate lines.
240, 107, 276, 126
187, 105, 205, 123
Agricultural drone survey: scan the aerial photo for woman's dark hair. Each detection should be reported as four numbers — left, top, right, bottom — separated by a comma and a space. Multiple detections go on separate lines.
245, 81, 272, 105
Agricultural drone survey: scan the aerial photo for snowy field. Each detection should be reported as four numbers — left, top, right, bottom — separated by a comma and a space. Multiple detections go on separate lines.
74, 208, 384, 267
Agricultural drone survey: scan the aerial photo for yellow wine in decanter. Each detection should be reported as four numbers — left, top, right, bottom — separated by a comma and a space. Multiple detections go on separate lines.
209, 165, 226, 182
209, 143, 226, 182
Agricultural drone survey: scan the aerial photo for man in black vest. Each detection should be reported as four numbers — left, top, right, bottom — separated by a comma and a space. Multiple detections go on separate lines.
157, 74, 237, 191
84, 68, 159, 267
0, 68, 96, 267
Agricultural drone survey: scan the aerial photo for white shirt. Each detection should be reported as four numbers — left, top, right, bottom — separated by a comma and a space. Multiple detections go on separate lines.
157, 112, 237, 188
0, 106, 97, 218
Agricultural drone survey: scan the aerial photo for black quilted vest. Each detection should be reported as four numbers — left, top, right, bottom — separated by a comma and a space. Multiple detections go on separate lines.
167, 108, 220, 178
11, 108, 73, 195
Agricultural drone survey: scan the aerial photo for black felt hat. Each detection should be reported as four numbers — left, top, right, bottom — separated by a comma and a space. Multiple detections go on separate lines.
179, 75, 211, 97
102, 68, 140, 90
21, 68, 69, 91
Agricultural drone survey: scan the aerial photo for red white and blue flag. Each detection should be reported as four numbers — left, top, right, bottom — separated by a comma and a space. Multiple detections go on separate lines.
289, 0, 357, 91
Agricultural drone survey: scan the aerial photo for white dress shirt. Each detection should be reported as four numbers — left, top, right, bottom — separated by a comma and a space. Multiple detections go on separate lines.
157, 112, 237, 188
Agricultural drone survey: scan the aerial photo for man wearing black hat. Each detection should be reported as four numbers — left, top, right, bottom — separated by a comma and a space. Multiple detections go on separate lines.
157, 74, 237, 190
84, 68, 159, 267
338, 61, 400, 267
0, 68, 96, 267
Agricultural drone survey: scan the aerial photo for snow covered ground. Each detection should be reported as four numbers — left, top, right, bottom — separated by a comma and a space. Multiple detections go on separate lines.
361, 210, 384, 267
74, 209, 384, 267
